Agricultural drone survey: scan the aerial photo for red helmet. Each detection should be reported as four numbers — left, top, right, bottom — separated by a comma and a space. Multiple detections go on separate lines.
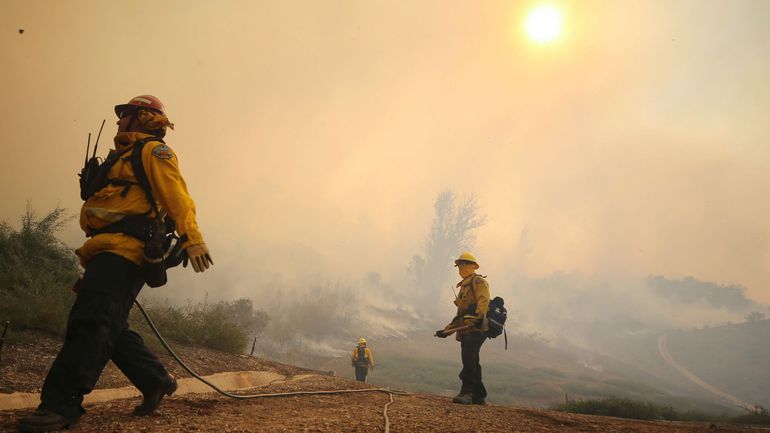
114, 95, 167, 117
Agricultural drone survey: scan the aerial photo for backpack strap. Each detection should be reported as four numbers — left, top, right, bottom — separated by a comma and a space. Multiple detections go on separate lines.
464, 275, 484, 315
127, 137, 164, 216
468, 275, 479, 296
86, 213, 152, 241
467, 275, 495, 336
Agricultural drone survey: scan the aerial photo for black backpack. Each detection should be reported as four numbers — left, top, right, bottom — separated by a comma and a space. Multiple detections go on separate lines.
469, 276, 508, 349
486, 296, 508, 348
355, 346, 369, 366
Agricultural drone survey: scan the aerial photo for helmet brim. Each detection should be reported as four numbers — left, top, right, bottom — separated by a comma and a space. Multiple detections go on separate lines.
114, 104, 162, 118
114, 104, 131, 117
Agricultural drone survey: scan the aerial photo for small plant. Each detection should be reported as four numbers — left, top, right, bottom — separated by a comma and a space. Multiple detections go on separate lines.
0, 206, 79, 335
557, 397, 668, 420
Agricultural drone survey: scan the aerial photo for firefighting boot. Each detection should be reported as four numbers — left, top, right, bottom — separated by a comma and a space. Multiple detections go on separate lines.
472, 395, 486, 405
17, 409, 79, 432
452, 392, 473, 405
133, 375, 178, 416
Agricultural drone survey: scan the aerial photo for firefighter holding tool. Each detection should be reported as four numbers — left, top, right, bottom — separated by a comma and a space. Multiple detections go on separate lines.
435, 252, 490, 405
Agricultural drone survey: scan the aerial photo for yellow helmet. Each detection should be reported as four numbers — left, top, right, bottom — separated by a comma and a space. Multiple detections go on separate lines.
454, 252, 479, 267
358, 338, 366, 345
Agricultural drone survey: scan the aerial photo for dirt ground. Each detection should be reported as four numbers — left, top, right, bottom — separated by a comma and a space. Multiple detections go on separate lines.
1, 331, 767, 433
0, 330, 310, 394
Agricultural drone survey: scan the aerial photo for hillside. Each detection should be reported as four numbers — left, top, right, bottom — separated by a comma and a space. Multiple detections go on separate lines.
311, 330, 738, 414
666, 319, 770, 408
1, 331, 765, 432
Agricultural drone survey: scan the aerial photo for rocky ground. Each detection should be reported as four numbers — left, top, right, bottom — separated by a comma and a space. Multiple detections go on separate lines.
1, 331, 767, 432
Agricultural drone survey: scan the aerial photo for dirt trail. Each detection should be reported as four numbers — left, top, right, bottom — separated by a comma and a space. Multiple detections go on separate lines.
657, 335, 753, 410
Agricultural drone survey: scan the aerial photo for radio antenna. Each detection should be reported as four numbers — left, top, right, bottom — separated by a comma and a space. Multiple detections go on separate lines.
85, 133, 91, 165
92, 119, 105, 159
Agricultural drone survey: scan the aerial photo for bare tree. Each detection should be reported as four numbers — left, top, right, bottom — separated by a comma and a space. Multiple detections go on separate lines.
409, 190, 486, 313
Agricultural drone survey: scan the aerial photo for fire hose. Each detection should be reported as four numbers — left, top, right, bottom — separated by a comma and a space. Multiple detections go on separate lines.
134, 301, 407, 432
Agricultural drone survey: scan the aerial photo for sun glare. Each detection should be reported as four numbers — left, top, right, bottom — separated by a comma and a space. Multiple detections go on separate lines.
525, 5, 563, 44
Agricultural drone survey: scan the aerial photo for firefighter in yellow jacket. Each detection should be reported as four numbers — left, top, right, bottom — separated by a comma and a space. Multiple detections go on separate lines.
351, 338, 375, 382
19, 95, 213, 432
435, 252, 490, 405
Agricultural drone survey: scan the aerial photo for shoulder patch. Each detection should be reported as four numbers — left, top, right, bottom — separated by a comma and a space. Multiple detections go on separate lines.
151, 144, 174, 160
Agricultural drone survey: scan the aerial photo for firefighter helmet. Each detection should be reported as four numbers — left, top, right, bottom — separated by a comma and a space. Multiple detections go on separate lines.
115, 95, 167, 117
454, 252, 479, 267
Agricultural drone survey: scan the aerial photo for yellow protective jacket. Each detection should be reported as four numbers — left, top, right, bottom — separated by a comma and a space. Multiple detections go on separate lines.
76, 132, 204, 267
446, 273, 490, 341
351, 346, 375, 368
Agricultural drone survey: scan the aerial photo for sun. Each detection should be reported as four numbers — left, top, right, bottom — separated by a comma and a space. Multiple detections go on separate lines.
525, 5, 563, 44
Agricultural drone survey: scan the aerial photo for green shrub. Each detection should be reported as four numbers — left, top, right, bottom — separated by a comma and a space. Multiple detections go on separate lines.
0, 206, 79, 335
130, 297, 269, 353
559, 397, 667, 420
554, 397, 728, 423
732, 406, 770, 425
0, 206, 270, 354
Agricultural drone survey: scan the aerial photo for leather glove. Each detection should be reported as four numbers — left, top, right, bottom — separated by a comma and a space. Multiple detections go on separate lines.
185, 243, 214, 273
434, 329, 448, 338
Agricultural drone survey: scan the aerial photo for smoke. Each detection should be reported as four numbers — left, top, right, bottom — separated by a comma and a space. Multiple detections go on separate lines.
502, 271, 767, 351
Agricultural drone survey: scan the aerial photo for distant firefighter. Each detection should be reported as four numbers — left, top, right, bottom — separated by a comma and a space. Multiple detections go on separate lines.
351, 338, 375, 382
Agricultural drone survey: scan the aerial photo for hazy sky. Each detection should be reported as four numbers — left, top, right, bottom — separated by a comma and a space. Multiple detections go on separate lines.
2, 1, 769, 303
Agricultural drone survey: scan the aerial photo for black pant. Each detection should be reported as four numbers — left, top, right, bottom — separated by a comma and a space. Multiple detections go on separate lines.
39, 253, 169, 418
354, 365, 368, 382
459, 331, 487, 398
